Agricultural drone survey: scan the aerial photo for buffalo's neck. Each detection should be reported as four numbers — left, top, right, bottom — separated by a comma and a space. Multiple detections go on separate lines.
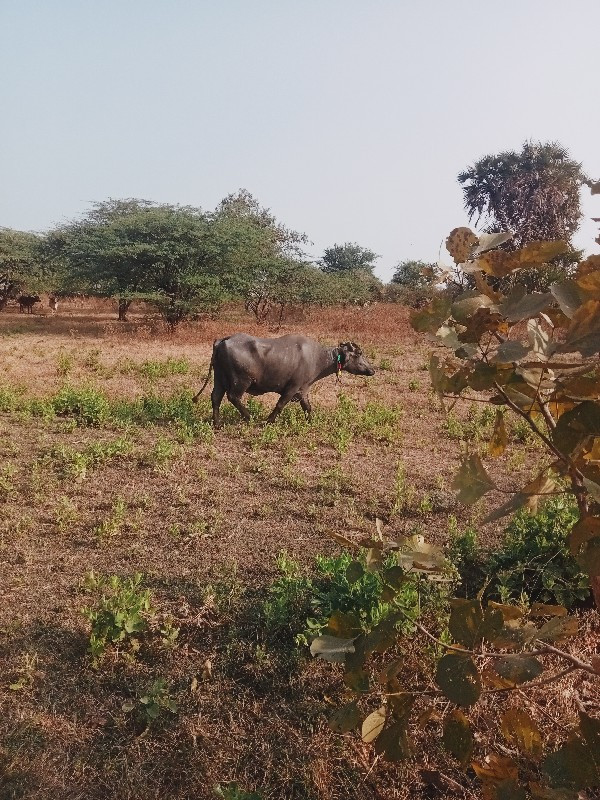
314, 347, 338, 382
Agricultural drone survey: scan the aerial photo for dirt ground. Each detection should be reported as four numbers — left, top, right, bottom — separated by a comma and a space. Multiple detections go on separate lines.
0, 299, 597, 800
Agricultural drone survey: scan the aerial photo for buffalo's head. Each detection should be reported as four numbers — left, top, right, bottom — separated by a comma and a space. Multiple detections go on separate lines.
338, 342, 375, 376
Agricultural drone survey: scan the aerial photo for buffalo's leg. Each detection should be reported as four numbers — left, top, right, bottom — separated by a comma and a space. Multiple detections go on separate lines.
211, 381, 226, 428
227, 392, 251, 423
299, 395, 312, 421
266, 388, 300, 424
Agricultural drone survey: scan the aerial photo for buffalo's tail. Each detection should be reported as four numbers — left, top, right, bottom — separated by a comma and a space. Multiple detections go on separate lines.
192, 350, 216, 403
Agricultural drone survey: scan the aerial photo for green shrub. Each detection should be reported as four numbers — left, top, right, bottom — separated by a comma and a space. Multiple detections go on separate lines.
447, 516, 486, 598
214, 784, 263, 800
45, 438, 132, 479
0, 386, 22, 412
122, 678, 178, 725
261, 553, 313, 639
262, 550, 420, 646
50, 386, 111, 426
81, 572, 153, 662
137, 358, 190, 379
487, 497, 589, 608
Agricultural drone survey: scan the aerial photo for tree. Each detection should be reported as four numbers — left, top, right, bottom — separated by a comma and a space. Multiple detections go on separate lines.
320, 243, 379, 274
49, 200, 227, 325
458, 142, 588, 289
214, 190, 309, 321
310, 225, 600, 798
387, 260, 441, 308
458, 142, 587, 246
0, 228, 45, 309
391, 259, 435, 288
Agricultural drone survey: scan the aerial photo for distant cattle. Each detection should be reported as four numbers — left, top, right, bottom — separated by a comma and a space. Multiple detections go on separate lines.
18, 295, 40, 314
193, 333, 376, 428
49, 296, 59, 313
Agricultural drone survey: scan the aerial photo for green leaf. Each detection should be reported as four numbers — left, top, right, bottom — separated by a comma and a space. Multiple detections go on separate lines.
410, 295, 452, 333
578, 538, 600, 577
552, 401, 600, 457
550, 280, 582, 318
326, 610, 362, 639
529, 782, 578, 800
501, 708, 543, 758
558, 299, 600, 356
373, 720, 411, 762
448, 599, 501, 648
145, 702, 160, 719
451, 291, 496, 324
543, 736, 598, 790
493, 655, 543, 685
536, 615, 579, 643
435, 653, 481, 707
492, 340, 531, 364
568, 516, 600, 553
442, 708, 473, 766
383, 565, 407, 589
483, 469, 556, 524
310, 635, 355, 663
328, 700, 361, 733
500, 286, 552, 323
345, 560, 364, 584
452, 454, 496, 505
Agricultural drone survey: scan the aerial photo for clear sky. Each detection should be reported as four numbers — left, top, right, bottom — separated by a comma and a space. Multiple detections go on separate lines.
2, 0, 599, 281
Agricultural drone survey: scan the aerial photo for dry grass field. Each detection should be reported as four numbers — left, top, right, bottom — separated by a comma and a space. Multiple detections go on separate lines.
1, 299, 597, 800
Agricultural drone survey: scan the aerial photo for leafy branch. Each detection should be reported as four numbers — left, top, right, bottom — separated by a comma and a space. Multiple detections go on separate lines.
310, 226, 600, 798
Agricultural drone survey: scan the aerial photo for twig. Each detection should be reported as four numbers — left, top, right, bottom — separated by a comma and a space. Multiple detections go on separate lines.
517, 689, 572, 735
535, 640, 598, 675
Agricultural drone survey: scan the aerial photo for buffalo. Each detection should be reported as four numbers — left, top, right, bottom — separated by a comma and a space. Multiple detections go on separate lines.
18, 295, 40, 314
193, 334, 375, 428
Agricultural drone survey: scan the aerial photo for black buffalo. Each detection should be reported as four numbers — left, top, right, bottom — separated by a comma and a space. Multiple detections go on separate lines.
193, 334, 375, 427
18, 295, 40, 314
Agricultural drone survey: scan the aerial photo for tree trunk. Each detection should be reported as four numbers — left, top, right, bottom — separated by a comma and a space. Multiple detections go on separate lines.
118, 298, 132, 321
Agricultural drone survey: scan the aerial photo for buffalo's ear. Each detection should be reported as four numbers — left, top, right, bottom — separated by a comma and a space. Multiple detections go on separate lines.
338, 342, 350, 363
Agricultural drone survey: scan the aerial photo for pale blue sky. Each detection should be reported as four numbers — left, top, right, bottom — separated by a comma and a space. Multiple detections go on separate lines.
2, 0, 599, 280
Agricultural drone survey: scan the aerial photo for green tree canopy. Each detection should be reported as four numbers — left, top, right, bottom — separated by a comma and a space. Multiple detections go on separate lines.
47, 200, 220, 323
0, 227, 46, 309
320, 242, 379, 274
458, 141, 587, 247
391, 259, 436, 289
213, 190, 310, 322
